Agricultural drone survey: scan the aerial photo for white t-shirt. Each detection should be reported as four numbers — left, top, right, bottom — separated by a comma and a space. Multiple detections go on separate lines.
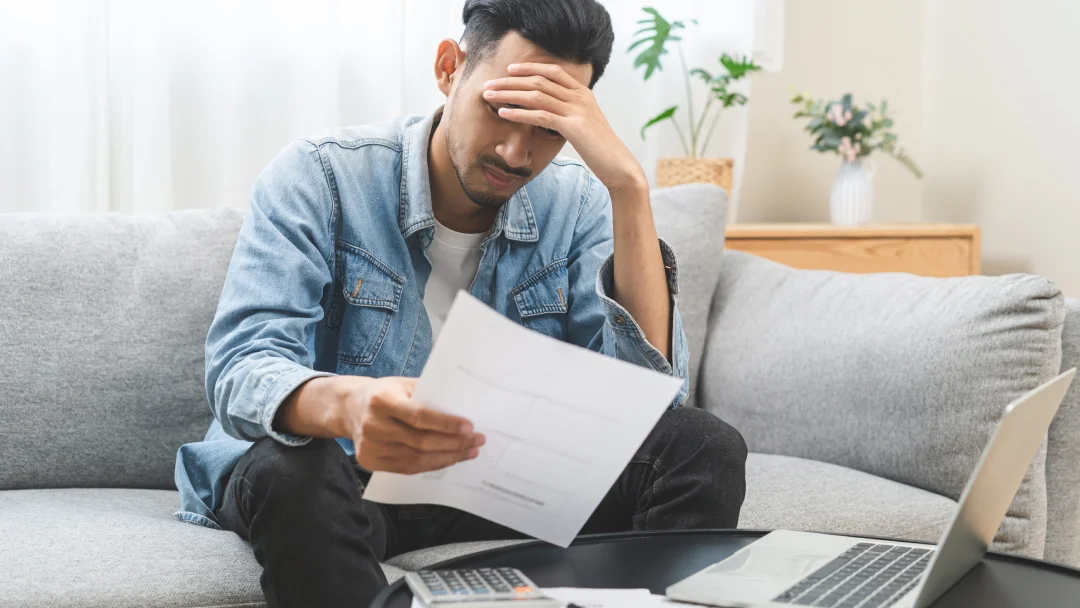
424, 218, 486, 340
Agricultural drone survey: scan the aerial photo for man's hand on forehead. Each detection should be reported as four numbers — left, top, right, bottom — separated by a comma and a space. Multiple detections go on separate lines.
482, 62, 645, 194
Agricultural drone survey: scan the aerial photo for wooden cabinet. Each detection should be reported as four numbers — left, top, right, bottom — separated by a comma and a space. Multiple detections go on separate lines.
724, 224, 981, 277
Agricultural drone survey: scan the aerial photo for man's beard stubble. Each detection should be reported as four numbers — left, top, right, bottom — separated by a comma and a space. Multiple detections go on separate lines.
445, 121, 531, 209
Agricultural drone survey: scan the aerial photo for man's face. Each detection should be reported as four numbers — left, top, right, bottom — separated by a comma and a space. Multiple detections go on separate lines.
441, 31, 592, 208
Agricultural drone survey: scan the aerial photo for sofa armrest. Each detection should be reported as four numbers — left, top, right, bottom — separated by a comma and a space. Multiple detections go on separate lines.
1046, 298, 1080, 567
700, 250, 1064, 556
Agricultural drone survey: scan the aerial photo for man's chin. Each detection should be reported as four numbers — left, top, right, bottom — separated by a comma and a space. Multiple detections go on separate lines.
462, 183, 513, 209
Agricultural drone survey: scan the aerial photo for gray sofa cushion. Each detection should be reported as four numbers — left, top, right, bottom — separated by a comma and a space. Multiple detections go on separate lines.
1046, 298, 1080, 566
703, 251, 1065, 557
650, 184, 727, 408
740, 453, 961, 549
0, 488, 531, 607
1, 489, 264, 607
0, 209, 244, 490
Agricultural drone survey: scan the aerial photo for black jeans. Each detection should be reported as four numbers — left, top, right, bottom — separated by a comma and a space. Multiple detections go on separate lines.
216, 406, 747, 608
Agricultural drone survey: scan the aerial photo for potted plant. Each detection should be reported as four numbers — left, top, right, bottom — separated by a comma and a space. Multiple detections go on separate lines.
791, 92, 922, 226
629, 7, 761, 195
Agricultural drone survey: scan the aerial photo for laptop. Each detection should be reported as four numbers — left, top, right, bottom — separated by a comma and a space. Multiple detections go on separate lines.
667, 368, 1076, 608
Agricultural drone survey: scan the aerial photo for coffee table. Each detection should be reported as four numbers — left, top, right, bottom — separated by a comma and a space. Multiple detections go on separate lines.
370, 530, 1080, 607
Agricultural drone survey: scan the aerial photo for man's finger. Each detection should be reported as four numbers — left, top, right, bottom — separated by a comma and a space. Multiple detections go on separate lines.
507, 62, 582, 89
483, 88, 567, 115
497, 107, 560, 131
384, 397, 474, 435
483, 75, 572, 101
365, 415, 480, 452
374, 444, 478, 475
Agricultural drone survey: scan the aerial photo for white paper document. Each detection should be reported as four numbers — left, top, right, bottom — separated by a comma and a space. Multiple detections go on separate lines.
363, 292, 682, 547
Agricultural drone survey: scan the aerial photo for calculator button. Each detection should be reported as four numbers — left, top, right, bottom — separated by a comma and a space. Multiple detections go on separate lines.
514, 586, 533, 593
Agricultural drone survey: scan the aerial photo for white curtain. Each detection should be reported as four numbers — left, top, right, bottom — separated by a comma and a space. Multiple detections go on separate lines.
0, 0, 755, 214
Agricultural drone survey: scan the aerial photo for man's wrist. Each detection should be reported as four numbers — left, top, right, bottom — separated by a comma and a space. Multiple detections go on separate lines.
275, 375, 365, 439
605, 166, 649, 200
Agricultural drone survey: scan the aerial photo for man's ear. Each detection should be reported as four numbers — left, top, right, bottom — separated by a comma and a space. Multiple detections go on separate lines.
434, 39, 466, 96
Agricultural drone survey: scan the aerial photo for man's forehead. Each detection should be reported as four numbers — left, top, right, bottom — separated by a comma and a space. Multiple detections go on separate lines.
477, 31, 592, 87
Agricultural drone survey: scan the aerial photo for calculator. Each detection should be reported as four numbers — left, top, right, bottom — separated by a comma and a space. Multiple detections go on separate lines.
404, 567, 559, 607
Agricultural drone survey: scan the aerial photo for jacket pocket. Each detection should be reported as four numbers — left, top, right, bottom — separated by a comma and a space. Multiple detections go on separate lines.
511, 259, 569, 339
336, 245, 404, 366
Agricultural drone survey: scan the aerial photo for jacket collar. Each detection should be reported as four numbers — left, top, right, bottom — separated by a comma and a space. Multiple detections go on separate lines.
398, 109, 539, 244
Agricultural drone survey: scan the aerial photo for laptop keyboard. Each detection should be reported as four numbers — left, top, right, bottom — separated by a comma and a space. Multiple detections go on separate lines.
772, 542, 933, 608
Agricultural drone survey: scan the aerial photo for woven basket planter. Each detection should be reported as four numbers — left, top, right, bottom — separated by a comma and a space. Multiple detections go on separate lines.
656, 157, 733, 194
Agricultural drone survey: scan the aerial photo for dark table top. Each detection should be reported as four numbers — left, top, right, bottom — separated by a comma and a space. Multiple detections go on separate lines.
371, 530, 1080, 608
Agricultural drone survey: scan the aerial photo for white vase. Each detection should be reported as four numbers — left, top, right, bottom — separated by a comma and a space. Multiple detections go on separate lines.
829, 160, 875, 226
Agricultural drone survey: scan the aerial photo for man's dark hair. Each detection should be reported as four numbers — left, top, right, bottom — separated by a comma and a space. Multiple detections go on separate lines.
460, 0, 615, 88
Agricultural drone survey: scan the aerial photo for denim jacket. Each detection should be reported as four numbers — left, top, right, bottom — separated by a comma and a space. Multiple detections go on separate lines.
174, 112, 690, 529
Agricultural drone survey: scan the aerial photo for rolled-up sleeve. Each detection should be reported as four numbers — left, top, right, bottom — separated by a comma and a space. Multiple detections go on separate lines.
204, 140, 337, 445
565, 175, 690, 408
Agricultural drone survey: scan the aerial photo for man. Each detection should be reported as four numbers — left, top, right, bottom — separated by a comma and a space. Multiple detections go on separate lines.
173, 0, 747, 605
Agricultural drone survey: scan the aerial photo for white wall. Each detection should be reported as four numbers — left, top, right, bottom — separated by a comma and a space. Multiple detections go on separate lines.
922, 0, 1080, 296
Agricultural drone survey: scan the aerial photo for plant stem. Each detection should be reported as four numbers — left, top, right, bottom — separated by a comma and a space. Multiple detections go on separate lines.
677, 42, 697, 157
672, 119, 691, 156
700, 102, 724, 156
694, 96, 714, 150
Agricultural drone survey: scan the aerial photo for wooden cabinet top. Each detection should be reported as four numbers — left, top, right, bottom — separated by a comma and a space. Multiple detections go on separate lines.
725, 223, 980, 240
723, 223, 981, 277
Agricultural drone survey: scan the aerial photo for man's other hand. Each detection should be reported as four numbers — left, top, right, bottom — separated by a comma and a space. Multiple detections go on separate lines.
346, 377, 484, 475
276, 375, 484, 475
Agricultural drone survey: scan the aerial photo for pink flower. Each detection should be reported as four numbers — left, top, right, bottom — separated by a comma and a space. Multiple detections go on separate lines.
827, 105, 847, 126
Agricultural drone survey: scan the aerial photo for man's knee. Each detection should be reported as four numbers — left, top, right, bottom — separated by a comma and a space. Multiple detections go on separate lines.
654, 407, 748, 468
239, 437, 355, 500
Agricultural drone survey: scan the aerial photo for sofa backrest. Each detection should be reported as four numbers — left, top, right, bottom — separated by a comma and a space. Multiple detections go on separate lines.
0, 208, 244, 490
701, 250, 1065, 557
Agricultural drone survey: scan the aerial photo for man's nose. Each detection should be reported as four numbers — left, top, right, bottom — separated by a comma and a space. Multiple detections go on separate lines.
496, 125, 532, 170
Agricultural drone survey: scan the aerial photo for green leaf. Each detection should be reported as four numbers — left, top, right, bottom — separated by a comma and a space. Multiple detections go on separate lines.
690, 68, 714, 85
628, 7, 686, 81
842, 93, 853, 111
719, 53, 762, 81
640, 105, 679, 139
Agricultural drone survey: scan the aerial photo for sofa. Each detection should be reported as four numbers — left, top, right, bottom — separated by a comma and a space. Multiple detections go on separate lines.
2, 183, 1078, 607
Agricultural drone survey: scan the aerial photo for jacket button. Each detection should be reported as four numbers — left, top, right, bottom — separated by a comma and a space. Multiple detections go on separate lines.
614, 315, 627, 326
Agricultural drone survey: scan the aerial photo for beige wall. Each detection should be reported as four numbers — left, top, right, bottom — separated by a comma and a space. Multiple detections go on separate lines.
741, 0, 925, 223
922, 0, 1080, 296
741, 0, 1080, 296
